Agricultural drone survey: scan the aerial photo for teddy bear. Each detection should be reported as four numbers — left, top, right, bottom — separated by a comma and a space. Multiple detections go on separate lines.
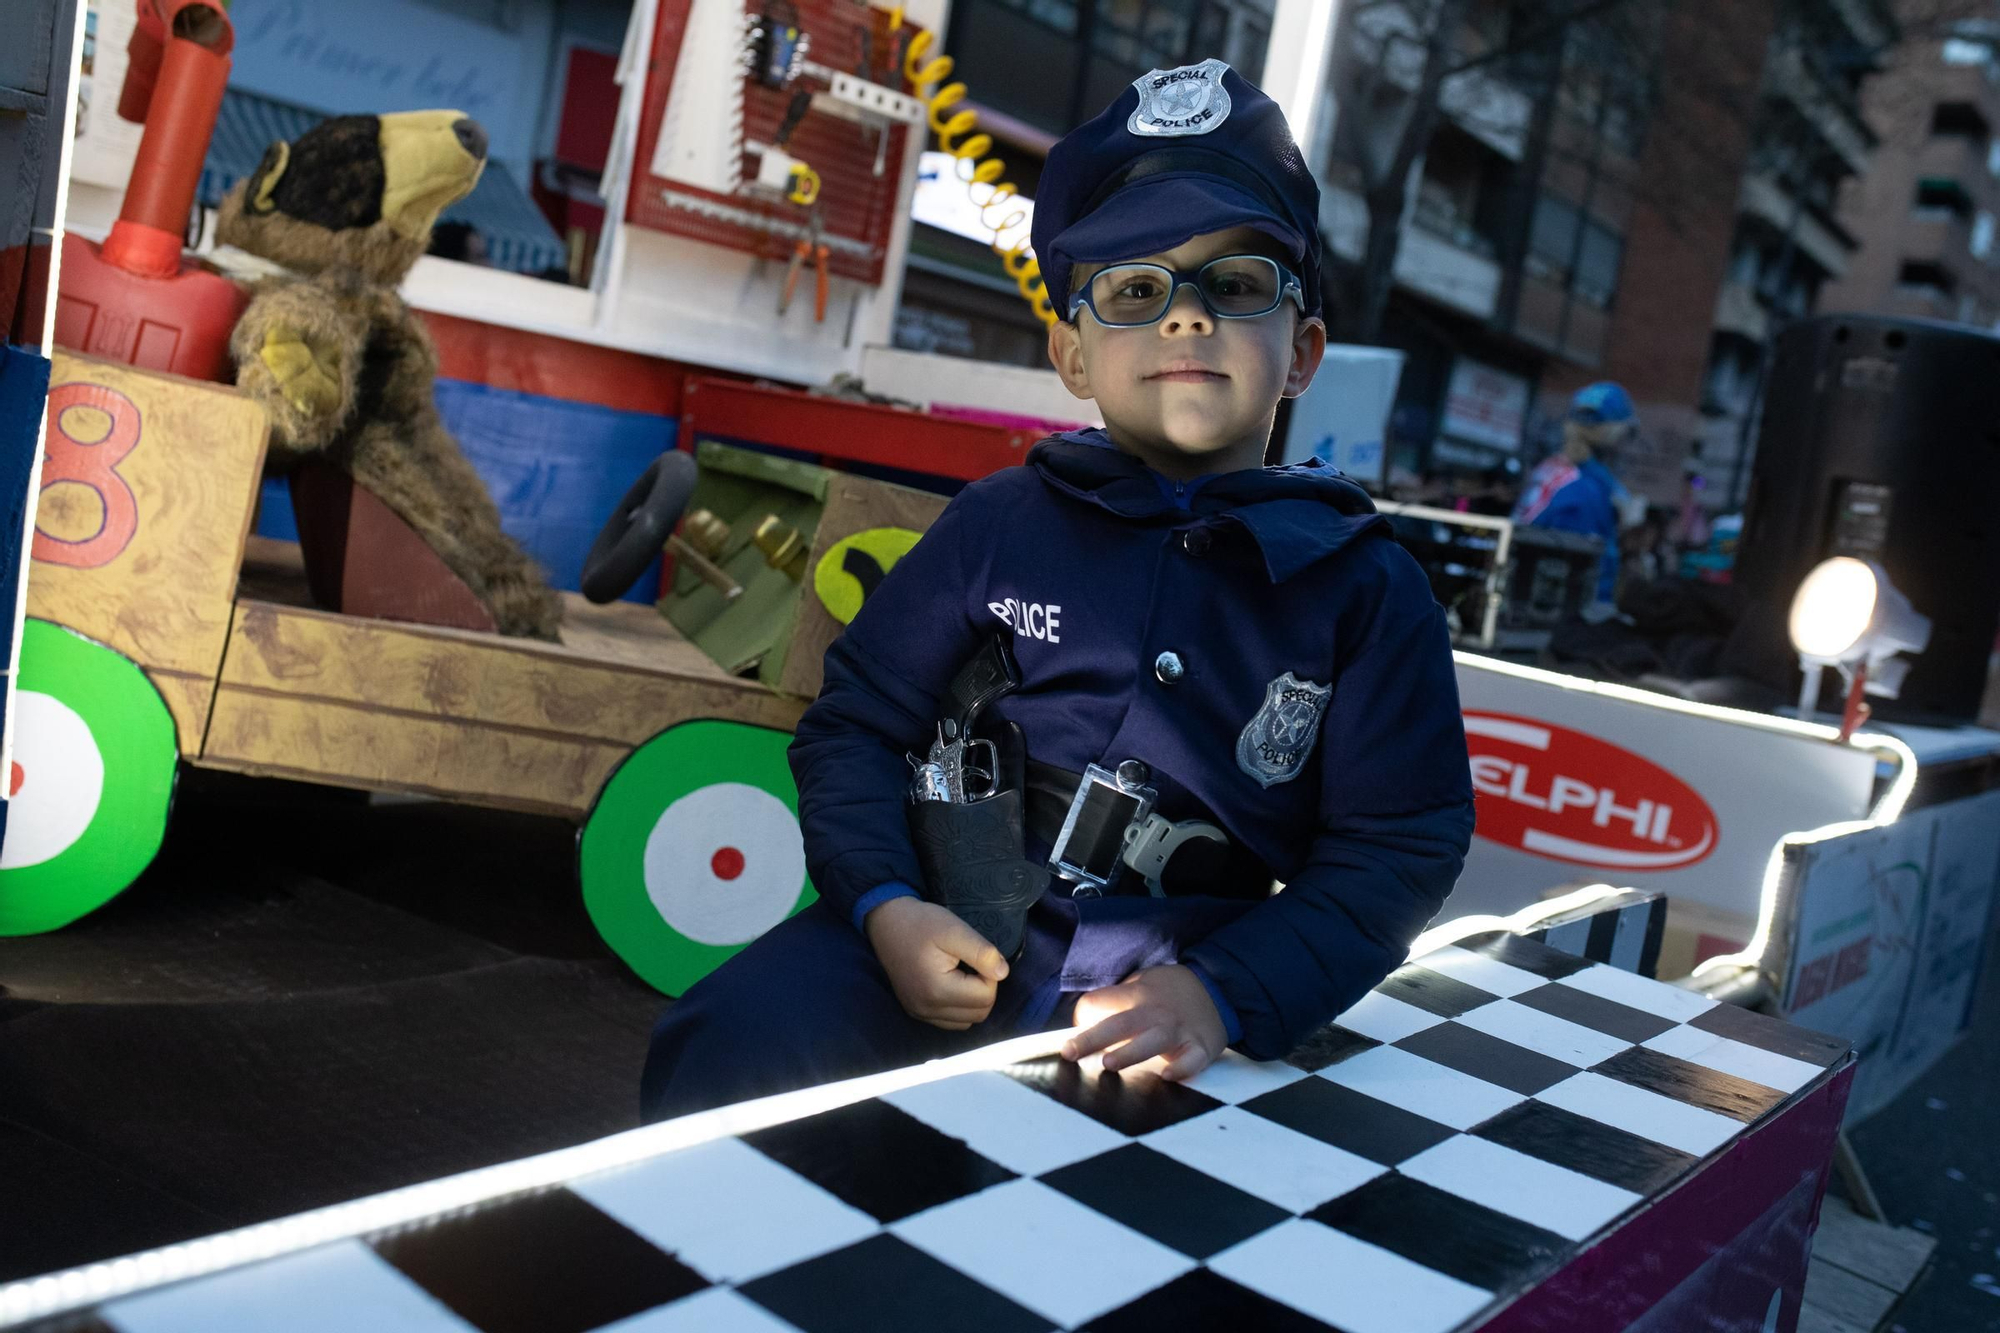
217, 110, 563, 640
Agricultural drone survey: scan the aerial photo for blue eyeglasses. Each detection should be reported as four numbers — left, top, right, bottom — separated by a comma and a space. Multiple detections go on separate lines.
1068, 254, 1304, 328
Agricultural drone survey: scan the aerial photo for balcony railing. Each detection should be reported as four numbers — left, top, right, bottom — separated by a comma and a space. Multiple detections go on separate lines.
1320, 181, 1503, 320
1825, 0, 1896, 52
1767, 45, 1874, 175
1714, 278, 1773, 341
1348, 1, 1533, 160
1738, 172, 1855, 279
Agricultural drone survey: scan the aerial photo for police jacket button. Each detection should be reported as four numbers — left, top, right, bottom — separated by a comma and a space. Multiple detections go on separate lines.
1154, 651, 1186, 684
1182, 528, 1212, 556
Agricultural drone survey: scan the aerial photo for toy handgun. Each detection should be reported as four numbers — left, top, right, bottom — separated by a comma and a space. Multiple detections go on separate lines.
910, 633, 1017, 803
907, 637, 1044, 958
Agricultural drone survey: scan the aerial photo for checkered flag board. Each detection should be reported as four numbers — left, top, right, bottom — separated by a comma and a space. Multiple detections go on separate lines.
25, 935, 1848, 1333
1518, 888, 1665, 977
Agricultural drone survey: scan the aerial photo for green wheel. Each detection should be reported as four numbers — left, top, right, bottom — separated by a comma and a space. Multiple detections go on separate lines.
0, 619, 177, 934
580, 720, 815, 996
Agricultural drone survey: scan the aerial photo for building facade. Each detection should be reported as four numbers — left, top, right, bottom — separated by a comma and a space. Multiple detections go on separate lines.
1321, 0, 1891, 509
1679, 0, 1892, 510
1821, 8, 2000, 330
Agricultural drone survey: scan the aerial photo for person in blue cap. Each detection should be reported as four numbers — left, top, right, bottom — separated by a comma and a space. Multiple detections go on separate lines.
641, 60, 1474, 1120
1514, 382, 1641, 603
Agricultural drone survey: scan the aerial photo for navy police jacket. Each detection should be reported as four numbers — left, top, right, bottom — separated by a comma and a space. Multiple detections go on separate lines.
789, 430, 1475, 1060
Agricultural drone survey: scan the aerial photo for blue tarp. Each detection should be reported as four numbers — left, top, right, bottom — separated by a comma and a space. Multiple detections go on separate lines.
255, 379, 678, 606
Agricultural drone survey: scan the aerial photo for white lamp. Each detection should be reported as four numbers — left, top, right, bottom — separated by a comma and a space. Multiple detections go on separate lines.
1787, 556, 1932, 722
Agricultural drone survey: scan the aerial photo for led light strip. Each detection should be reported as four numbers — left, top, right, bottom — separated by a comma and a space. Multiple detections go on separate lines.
1455, 650, 1874, 745
1407, 881, 1633, 961
1689, 730, 1918, 989
0, 1029, 1078, 1327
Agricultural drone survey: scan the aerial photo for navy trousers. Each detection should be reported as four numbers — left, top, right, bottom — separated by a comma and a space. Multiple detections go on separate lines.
639, 891, 1258, 1123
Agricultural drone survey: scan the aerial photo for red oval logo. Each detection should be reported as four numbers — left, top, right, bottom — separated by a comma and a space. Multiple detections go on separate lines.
1465, 710, 1719, 871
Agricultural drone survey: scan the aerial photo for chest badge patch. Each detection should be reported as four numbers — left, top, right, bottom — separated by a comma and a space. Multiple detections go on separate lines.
1129, 59, 1232, 138
1237, 672, 1331, 788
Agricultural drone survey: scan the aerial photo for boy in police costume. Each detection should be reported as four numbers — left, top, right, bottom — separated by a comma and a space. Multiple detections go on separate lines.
642, 61, 1474, 1121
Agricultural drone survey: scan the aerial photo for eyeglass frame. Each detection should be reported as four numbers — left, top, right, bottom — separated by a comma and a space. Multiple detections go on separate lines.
1066, 253, 1307, 329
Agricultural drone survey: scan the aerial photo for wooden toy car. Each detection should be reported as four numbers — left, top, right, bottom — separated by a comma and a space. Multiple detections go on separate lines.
2, 350, 948, 996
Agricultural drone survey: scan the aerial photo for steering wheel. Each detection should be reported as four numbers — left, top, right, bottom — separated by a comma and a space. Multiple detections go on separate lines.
581, 450, 698, 604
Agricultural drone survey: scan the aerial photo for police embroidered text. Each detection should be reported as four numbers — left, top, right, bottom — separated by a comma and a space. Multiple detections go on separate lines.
988, 599, 1063, 642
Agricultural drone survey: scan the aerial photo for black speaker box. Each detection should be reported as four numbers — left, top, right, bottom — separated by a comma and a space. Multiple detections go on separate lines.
1724, 314, 2000, 722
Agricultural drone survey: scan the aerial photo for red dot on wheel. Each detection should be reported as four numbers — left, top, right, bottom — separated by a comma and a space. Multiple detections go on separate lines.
711, 847, 746, 881
7, 762, 20, 798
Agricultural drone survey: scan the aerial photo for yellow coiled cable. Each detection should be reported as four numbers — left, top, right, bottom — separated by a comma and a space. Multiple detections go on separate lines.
892, 14, 1055, 326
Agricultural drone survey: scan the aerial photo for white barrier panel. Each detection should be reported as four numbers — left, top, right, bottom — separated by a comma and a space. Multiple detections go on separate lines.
1780, 789, 2000, 1123
1278, 344, 1403, 486
1448, 656, 1880, 923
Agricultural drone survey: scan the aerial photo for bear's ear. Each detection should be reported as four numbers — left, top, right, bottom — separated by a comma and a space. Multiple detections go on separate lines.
247, 140, 291, 215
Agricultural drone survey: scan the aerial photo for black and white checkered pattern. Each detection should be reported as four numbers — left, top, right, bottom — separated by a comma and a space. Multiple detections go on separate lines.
1519, 889, 1665, 977
56, 935, 1848, 1333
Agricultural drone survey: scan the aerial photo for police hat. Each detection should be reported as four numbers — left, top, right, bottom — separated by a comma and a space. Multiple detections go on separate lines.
1033, 59, 1323, 322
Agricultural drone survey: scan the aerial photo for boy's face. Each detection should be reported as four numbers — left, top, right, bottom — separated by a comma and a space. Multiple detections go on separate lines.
1047, 225, 1327, 478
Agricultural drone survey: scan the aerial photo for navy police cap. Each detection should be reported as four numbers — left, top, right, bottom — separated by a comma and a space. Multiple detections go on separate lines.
1032, 59, 1323, 322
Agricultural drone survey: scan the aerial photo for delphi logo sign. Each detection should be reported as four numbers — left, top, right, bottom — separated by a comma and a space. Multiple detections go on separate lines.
1464, 711, 1718, 871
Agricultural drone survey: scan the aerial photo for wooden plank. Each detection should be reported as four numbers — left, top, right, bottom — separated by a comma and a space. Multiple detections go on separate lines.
200, 691, 629, 818
219, 598, 800, 747
1810, 1195, 1937, 1295
550, 592, 733, 680
777, 472, 949, 701
147, 670, 215, 755
203, 598, 805, 815
26, 352, 267, 701
1801, 1254, 1900, 1331
237, 536, 732, 682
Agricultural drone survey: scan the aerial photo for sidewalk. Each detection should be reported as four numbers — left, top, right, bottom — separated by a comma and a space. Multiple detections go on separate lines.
1849, 907, 2000, 1331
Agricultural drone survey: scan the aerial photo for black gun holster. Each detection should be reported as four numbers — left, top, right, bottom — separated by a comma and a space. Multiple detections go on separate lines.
907, 640, 1047, 959
908, 781, 1045, 959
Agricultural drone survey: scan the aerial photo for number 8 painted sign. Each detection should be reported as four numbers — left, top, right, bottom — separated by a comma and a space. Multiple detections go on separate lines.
34, 382, 141, 569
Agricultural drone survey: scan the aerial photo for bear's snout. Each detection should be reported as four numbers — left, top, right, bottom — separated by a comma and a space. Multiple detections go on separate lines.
452, 118, 488, 163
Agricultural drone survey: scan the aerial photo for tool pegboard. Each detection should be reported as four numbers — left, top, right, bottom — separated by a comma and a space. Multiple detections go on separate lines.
628, 0, 919, 287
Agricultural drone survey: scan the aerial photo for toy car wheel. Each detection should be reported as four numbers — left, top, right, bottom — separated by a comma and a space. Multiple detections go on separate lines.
580, 450, 698, 604
0, 619, 178, 935
578, 719, 815, 995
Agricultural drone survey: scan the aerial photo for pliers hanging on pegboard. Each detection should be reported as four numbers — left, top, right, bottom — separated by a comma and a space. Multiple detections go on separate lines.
779, 206, 830, 321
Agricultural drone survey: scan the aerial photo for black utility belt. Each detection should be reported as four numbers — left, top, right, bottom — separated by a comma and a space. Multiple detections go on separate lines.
905, 636, 1270, 961
1024, 758, 1270, 899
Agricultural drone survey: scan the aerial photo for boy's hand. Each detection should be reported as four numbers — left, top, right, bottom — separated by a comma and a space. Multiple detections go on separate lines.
1064, 965, 1227, 1081
865, 896, 1010, 1030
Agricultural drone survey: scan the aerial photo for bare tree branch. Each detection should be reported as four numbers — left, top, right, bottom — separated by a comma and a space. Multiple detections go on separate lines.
1440, 0, 1632, 79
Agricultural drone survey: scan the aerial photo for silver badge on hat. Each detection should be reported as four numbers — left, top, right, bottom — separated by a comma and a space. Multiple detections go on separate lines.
1129, 59, 1232, 138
